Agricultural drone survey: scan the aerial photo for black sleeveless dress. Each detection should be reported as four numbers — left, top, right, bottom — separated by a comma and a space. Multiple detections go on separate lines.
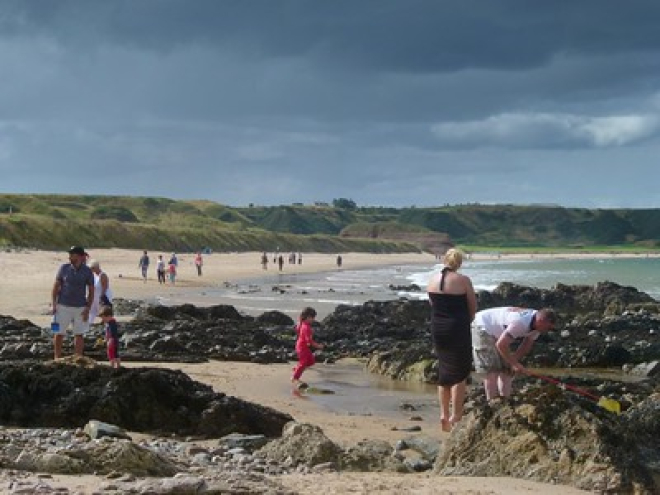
428, 268, 472, 386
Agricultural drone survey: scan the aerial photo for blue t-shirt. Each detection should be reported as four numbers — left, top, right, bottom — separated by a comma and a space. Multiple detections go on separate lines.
56, 263, 94, 307
105, 318, 120, 340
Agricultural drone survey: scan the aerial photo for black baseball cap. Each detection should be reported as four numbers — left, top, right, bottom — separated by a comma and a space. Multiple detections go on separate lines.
68, 246, 87, 256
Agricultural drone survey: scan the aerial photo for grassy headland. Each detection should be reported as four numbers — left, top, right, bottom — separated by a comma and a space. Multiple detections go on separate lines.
2, 194, 660, 253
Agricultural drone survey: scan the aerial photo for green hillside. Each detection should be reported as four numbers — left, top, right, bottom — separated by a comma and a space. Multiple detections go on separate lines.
0, 194, 418, 253
1, 194, 660, 252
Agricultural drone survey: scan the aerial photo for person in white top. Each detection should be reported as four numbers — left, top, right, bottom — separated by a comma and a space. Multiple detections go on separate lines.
88, 259, 113, 322
472, 306, 556, 401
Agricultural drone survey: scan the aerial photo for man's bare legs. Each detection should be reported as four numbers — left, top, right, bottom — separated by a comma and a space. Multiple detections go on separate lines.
53, 334, 64, 359
498, 374, 513, 397
484, 372, 513, 401
74, 335, 84, 356
483, 372, 500, 401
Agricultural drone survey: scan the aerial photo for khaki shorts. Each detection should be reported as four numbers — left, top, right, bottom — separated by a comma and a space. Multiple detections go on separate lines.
471, 324, 512, 374
54, 305, 90, 336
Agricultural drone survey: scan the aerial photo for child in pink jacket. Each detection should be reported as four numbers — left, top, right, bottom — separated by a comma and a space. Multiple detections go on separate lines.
291, 307, 323, 389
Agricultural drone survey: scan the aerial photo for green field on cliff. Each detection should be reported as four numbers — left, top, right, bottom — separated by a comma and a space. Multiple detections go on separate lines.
1, 194, 660, 253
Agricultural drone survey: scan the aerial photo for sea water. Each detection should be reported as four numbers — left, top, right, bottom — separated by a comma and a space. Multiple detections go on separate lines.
407, 256, 660, 300
165, 256, 660, 319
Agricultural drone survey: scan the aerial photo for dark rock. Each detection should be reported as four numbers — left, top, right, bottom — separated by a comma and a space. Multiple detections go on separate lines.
0, 361, 292, 439
256, 311, 294, 326
388, 284, 421, 292
218, 433, 269, 451
390, 425, 421, 432
1, 279, 659, 373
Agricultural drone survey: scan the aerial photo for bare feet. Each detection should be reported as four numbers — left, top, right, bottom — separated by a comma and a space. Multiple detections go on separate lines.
440, 418, 451, 432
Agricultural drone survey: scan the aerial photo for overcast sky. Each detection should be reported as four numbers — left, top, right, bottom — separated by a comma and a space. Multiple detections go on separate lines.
2, 0, 660, 208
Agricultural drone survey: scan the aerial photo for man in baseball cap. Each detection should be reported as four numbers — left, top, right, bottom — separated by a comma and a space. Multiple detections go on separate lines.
51, 246, 94, 359
68, 246, 88, 256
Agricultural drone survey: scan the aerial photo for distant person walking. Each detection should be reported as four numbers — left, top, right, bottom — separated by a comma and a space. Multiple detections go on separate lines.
261, 252, 268, 270
278, 254, 284, 271
51, 246, 95, 359
156, 255, 166, 284
194, 251, 203, 276
99, 305, 121, 369
138, 251, 150, 282
168, 259, 177, 285
336, 255, 343, 269
88, 259, 113, 323
427, 248, 477, 432
169, 253, 178, 268
472, 307, 556, 402
291, 307, 323, 389
298, 252, 302, 265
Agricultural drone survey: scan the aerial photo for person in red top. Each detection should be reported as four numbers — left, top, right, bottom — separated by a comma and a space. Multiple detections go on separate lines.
291, 307, 323, 389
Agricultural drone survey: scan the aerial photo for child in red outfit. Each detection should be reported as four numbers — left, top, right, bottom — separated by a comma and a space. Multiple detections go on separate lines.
292, 307, 323, 389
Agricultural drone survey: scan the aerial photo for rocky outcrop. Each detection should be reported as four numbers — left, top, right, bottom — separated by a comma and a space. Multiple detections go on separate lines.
0, 361, 292, 438
1, 280, 659, 374
0, 304, 297, 364
434, 384, 660, 494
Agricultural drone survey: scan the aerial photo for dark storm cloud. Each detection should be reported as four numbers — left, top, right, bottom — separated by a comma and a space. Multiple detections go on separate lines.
6, 1, 660, 70
2, 1, 660, 207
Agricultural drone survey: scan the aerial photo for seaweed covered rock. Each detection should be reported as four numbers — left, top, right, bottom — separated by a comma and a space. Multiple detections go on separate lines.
434, 384, 660, 493
0, 361, 292, 438
480, 281, 658, 315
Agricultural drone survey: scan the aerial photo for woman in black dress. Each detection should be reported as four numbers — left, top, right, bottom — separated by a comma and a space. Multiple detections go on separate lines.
427, 248, 477, 431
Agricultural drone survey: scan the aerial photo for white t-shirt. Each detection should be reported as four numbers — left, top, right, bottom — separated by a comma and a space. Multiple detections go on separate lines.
474, 307, 540, 341
89, 271, 113, 320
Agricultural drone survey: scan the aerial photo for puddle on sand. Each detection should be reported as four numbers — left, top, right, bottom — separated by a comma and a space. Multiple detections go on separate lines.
293, 361, 441, 422
289, 362, 642, 421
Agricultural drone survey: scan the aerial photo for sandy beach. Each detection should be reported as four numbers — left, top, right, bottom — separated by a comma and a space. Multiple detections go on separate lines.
0, 248, 436, 327
2, 247, 656, 328
0, 248, 596, 493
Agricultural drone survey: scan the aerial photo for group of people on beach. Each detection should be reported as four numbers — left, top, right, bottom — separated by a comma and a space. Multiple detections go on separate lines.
289, 247, 556, 433
50, 247, 208, 368
139, 250, 204, 284
261, 251, 304, 271
50, 246, 120, 368
426, 248, 556, 431
50, 243, 555, 433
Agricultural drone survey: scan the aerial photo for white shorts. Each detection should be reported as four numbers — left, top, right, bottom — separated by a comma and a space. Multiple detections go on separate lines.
471, 324, 511, 374
55, 305, 90, 336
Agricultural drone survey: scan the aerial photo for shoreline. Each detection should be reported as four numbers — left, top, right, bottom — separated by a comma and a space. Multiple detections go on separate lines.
3, 247, 659, 328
